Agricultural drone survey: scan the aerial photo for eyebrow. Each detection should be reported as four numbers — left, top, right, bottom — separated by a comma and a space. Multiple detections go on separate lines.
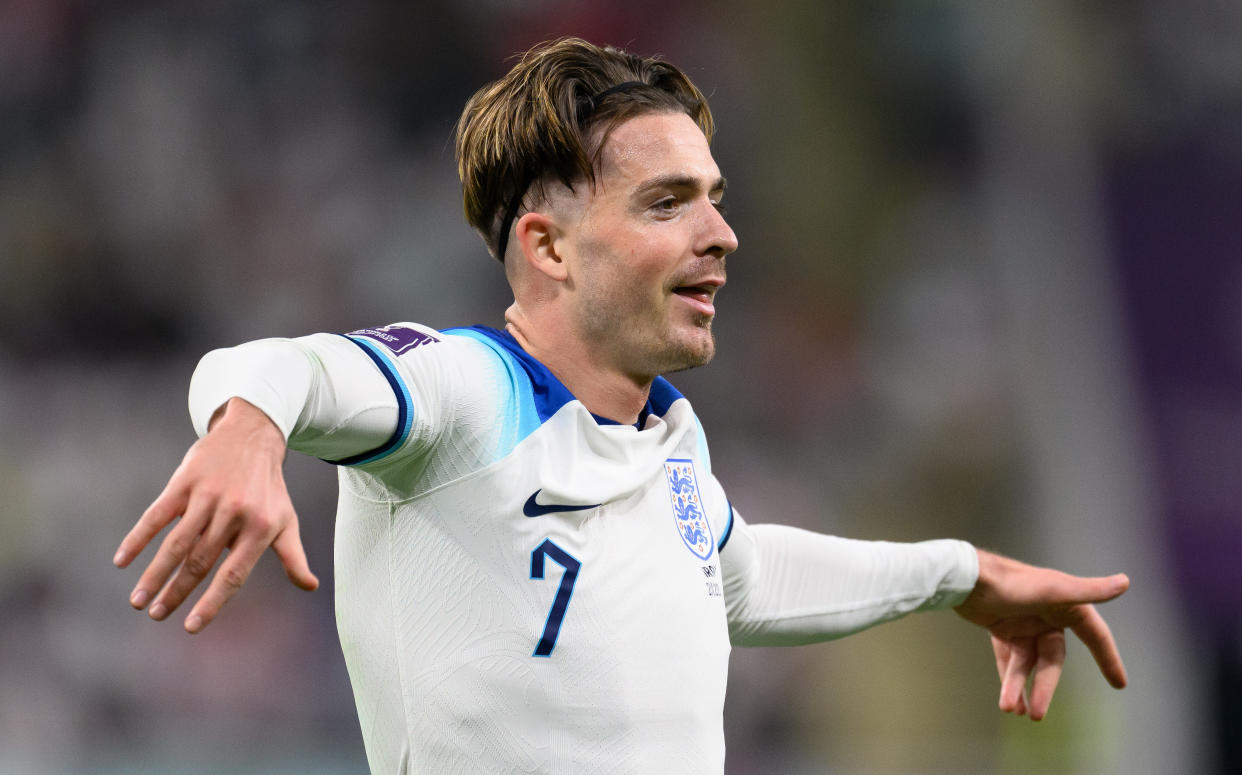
633, 174, 728, 199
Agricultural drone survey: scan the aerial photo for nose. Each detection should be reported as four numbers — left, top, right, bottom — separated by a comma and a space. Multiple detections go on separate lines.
699, 200, 739, 258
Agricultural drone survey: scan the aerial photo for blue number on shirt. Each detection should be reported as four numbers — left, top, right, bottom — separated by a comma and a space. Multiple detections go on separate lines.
530, 539, 581, 657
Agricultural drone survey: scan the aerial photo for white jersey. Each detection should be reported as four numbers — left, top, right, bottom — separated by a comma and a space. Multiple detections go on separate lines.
188, 323, 979, 775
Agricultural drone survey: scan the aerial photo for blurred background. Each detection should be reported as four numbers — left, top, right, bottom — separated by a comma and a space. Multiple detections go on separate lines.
2, 0, 1239, 773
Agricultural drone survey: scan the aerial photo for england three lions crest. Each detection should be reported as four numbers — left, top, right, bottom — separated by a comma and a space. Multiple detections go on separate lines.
664, 459, 715, 560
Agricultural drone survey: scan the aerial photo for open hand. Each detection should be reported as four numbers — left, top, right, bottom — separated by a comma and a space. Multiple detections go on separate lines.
113, 397, 318, 633
954, 550, 1128, 720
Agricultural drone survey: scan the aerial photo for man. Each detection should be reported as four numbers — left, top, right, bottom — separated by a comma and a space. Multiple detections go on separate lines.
114, 38, 1128, 773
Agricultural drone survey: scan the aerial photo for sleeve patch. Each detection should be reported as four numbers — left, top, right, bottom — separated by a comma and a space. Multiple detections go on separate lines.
349, 325, 440, 355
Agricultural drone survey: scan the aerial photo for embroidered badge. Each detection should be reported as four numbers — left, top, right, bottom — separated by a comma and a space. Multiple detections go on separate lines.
664, 458, 714, 560
349, 324, 439, 355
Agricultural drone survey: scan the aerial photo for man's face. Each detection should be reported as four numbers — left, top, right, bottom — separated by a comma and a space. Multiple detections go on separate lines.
558, 111, 738, 381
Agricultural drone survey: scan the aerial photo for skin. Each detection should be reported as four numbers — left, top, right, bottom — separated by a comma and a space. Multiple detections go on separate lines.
115, 109, 1127, 720
115, 398, 314, 634
503, 112, 736, 424
955, 551, 1128, 719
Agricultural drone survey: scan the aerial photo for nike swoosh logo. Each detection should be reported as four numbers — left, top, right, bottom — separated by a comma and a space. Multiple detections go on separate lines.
523, 490, 602, 517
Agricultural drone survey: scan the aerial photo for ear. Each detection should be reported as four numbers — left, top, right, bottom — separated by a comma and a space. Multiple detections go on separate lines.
514, 211, 569, 282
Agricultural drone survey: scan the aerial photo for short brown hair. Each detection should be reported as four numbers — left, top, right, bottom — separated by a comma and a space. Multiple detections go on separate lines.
455, 37, 714, 261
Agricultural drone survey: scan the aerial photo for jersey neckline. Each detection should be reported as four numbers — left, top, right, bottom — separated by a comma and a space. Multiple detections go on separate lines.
442, 325, 684, 429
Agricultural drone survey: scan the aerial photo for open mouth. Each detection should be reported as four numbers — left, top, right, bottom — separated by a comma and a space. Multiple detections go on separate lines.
673, 284, 718, 316
674, 285, 715, 304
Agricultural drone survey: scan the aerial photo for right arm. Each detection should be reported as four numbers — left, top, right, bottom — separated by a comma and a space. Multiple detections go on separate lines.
114, 333, 401, 633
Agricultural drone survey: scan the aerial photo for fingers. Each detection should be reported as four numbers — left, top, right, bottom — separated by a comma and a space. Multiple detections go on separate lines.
1027, 630, 1067, 720
969, 554, 1129, 720
1069, 604, 1128, 689
272, 518, 319, 591
114, 482, 189, 569
990, 635, 1010, 686
990, 608, 1123, 722
995, 635, 1073, 719
120, 497, 316, 633
181, 510, 316, 633
959, 553, 1130, 630
999, 638, 1036, 715
149, 501, 246, 622
991, 636, 1027, 716
183, 534, 268, 633
127, 491, 214, 614
118, 411, 310, 633
1033, 570, 1131, 609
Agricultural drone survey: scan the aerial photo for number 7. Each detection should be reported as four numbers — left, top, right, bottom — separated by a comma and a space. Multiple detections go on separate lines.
530, 539, 581, 657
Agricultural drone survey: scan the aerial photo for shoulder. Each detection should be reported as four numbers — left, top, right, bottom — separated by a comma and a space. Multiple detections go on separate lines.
346, 322, 451, 358
439, 326, 585, 424
341, 322, 506, 375
333, 324, 529, 476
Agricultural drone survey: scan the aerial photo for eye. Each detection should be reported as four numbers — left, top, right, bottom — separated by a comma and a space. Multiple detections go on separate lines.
652, 196, 681, 214
711, 199, 729, 217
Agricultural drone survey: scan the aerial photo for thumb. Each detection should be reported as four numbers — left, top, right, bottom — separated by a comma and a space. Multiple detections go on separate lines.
272, 517, 319, 591
1039, 571, 1129, 607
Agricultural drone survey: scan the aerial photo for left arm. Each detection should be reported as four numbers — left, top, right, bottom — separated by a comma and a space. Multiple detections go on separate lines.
720, 511, 1128, 719
721, 511, 978, 646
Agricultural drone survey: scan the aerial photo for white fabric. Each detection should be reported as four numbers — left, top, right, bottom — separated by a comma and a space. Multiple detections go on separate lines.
723, 523, 977, 646
187, 323, 978, 774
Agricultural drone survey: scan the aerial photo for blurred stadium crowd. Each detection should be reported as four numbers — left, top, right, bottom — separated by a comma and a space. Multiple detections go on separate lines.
1, 1, 1240, 773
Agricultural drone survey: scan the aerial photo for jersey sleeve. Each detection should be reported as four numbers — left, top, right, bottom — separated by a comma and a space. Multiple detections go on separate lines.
191, 322, 493, 463
188, 331, 405, 462
188, 321, 519, 480
719, 509, 979, 647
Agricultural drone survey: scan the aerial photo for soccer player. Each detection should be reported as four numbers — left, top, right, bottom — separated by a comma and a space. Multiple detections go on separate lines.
114, 38, 1129, 773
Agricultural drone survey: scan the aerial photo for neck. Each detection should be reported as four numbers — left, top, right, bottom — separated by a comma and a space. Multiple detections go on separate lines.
504, 303, 652, 425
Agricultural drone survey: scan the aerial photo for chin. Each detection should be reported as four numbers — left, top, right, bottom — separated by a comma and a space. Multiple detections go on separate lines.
658, 329, 716, 375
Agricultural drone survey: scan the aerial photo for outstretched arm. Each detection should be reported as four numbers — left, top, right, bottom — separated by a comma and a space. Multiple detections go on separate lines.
114, 397, 318, 633
719, 508, 1127, 720
953, 550, 1129, 720
115, 331, 403, 633
722, 515, 979, 646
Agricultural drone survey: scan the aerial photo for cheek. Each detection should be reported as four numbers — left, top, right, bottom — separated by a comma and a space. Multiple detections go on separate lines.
578, 221, 680, 299
625, 235, 681, 284
589, 241, 664, 286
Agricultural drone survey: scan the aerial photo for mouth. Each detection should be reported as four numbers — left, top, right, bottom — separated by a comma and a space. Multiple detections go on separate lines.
672, 278, 724, 317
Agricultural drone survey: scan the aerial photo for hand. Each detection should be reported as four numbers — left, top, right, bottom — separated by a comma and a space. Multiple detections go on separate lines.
954, 549, 1128, 720
114, 397, 319, 633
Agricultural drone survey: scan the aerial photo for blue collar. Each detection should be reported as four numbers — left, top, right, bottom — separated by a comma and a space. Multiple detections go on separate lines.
443, 326, 684, 428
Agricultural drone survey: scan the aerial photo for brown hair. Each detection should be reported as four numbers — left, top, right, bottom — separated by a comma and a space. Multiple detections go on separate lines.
455, 37, 714, 261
